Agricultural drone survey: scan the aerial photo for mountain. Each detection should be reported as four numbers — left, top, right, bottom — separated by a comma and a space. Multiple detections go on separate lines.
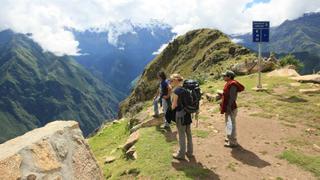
73, 21, 175, 94
119, 28, 256, 116
0, 30, 122, 143
232, 12, 320, 74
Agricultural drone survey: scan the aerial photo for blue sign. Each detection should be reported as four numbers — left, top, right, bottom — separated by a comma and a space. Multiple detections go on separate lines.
252, 21, 269, 42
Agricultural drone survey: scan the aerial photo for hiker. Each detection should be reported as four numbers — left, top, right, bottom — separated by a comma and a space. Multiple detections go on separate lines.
170, 74, 193, 160
218, 70, 244, 148
153, 71, 172, 128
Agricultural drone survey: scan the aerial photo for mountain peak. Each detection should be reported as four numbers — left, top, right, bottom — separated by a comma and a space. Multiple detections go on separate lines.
119, 28, 254, 117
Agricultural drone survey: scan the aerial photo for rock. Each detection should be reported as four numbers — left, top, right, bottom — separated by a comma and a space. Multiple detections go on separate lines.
126, 145, 137, 160
130, 117, 163, 133
27, 174, 37, 180
130, 124, 142, 133
105, 156, 116, 164
123, 131, 140, 151
205, 93, 218, 102
313, 144, 320, 152
232, 59, 276, 75
0, 154, 22, 180
291, 74, 320, 84
290, 83, 301, 87
266, 54, 278, 63
299, 88, 320, 94
0, 121, 103, 180
120, 168, 140, 176
133, 152, 138, 160
305, 128, 317, 134
267, 66, 300, 77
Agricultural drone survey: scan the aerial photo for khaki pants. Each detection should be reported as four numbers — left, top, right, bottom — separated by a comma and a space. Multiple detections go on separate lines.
225, 109, 238, 143
176, 117, 193, 157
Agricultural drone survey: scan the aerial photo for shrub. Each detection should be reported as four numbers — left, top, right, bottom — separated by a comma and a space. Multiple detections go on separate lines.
279, 54, 304, 70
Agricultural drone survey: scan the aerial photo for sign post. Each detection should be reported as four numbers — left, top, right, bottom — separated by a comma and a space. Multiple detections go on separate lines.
252, 21, 269, 89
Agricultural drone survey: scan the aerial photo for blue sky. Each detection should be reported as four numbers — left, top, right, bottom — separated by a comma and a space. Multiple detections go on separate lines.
246, 0, 271, 9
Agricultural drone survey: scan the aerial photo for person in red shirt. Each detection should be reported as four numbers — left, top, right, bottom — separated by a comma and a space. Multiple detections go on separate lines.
219, 70, 244, 148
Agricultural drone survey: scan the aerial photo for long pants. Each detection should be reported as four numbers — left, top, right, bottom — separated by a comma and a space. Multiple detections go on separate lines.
153, 97, 169, 125
225, 109, 238, 143
162, 98, 169, 126
153, 96, 160, 115
176, 117, 193, 157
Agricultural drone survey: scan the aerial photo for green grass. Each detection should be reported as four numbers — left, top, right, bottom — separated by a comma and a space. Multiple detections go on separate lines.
88, 119, 130, 178
279, 150, 320, 177
226, 162, 237, 172
193, 129, 210, 138
202, 73, 320, 130
89, 121, 217, 179
287, 138, 312, 147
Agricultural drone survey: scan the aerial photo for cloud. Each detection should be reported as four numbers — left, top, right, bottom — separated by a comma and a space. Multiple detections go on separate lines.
152, 43, 169, 55
0, 0, 319, 56
231, 38, 244, 43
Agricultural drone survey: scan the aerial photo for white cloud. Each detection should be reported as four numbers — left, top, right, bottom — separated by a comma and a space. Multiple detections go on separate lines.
0, 0, 319, 56
231, 38, 244, 43
152, 43, 169, 55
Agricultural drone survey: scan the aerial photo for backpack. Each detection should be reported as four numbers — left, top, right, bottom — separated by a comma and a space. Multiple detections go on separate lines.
181, 79, 202, 114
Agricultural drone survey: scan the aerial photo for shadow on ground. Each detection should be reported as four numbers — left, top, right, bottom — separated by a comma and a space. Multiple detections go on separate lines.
278, 95, 308, 103
156, 125, 177, 142
172, 156, 220, 180
231, 145, 271, 168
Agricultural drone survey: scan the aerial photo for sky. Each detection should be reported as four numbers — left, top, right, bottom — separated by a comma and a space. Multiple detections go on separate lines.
0, 0, 319, 56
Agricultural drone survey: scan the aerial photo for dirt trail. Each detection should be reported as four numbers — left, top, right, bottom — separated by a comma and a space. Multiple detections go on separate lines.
165, 100, 317, 180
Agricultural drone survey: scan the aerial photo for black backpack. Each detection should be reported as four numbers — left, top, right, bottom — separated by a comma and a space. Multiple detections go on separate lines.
181, 80, 202, 114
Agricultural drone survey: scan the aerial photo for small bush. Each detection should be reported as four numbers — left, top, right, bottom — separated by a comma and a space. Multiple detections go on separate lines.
279, 54, 304, 70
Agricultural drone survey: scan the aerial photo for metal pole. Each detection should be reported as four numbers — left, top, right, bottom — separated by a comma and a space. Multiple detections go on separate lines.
257, 43, 262, 88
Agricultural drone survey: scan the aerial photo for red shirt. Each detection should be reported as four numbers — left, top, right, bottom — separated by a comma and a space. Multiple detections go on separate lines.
220, 80, 245, 114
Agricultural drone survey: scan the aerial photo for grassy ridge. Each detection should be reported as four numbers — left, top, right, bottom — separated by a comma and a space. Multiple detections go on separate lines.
120, 28, 256, 117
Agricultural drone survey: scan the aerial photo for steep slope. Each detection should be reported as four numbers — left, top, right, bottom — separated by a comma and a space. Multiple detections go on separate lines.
0, 30, 122, 143
233, 12, 320, 74
119, 28, 256, 116
73, 22, 175, 93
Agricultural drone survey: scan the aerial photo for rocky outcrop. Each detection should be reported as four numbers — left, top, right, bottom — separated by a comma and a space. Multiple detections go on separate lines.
0, 121, 103, 180
267, 66, 300, 77
123, 131, 140, 151
130, 116, 163, 133
299, 88, 320, 94
231, 59, 276, 75
291, 74, 320, 84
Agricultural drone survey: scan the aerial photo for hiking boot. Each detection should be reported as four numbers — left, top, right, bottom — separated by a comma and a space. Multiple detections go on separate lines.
172, 153, 185, 160
161, 122, 170, 128
152, 114, 160, 118
186, 152, 194, 158
224, 141, 238, 148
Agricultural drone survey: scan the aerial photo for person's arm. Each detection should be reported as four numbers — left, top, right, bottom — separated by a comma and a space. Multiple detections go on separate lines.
171, 93, 178, 110
226, 85, 237, 113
